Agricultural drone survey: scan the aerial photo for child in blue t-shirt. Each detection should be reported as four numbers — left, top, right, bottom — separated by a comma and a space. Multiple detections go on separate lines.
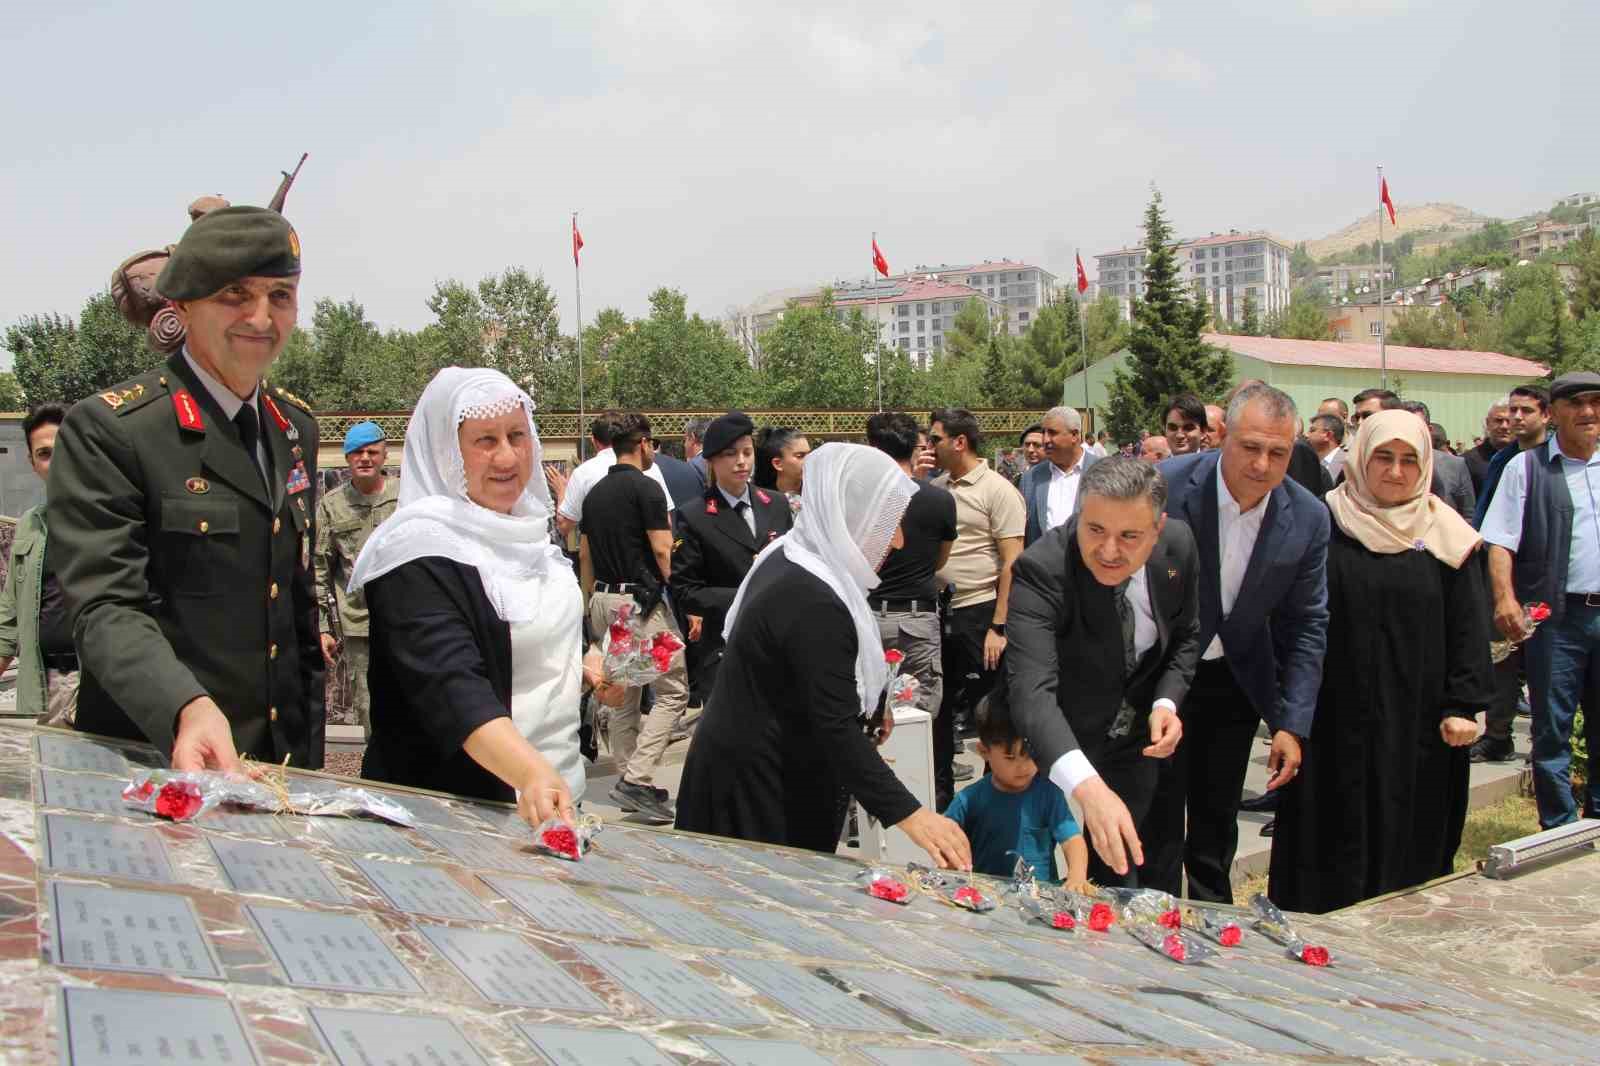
944, 683, 1089, 888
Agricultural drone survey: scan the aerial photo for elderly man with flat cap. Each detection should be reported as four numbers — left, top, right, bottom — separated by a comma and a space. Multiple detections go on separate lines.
49, 206, 325, 771
672, 412, 794, 699
315, 420, 399, 741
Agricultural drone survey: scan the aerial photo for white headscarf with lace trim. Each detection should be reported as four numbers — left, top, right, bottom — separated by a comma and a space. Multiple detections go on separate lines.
348, 367, 570, 621
723, 443, 917, 715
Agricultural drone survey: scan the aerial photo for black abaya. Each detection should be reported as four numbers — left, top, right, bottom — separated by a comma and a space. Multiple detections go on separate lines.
674, 554, 921, 851
1268, 526, 1494, 913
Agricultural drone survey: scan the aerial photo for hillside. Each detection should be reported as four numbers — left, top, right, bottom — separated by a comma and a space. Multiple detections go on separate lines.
1302, 202, 1492, 260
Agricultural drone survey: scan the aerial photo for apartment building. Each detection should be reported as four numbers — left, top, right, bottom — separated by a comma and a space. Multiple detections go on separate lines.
1311, 262, 1395, 296
1508, 219, 1592, 259
1096, 231, 1292, 325
889, 261, 1060, 335
800, 278, 1003, 369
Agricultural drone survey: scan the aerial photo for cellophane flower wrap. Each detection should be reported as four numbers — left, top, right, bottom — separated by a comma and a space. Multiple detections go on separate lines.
857, 866, 913, 904
909, 863, 998, 912
1185, 905, 1243, 947
121, 768, 416, 825
532, 816, 596, 861
1020, 891, 1082, 931
1120, 892, 1219, 965
1491, 601, 1554, 663
1249, 893, 1332, 966
600, 600, 684, 686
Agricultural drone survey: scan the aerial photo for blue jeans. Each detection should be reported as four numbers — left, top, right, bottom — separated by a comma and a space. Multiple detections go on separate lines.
1525, 601, 1600, 828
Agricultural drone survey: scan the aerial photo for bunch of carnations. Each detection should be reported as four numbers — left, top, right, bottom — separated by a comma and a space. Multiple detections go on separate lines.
1056, 888, 1115, 931
1020, 891, 1082, 932
857, 866, 914, 904
1491, 601, 1554, 663
1249, 893, 1332, 967
121, 768, 417, 826
1186, 906, 1244, 948
600, 601, 685, 686
531, 816, 597, 862
907, 863, 999, 912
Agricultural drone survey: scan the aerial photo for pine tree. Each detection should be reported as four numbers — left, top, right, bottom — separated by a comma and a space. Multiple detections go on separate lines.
1240, 291, 1262, 337
1104, 186, 1233, 441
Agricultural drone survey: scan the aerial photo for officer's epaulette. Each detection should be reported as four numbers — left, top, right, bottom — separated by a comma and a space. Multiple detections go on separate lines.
97, 372, 165, 417
266, 383, 313, 414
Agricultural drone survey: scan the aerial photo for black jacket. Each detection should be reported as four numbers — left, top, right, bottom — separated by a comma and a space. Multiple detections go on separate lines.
361, 556, 515, 802
1006, 515, 1201, 771
671, 485, 793, 678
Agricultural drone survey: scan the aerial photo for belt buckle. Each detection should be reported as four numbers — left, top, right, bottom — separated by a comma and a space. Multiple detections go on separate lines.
1586, 592, 1600, 608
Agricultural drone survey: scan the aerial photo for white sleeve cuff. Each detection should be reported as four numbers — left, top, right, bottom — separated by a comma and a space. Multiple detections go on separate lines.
1153, 698, 1176, 715
1049, 749, 1098, 798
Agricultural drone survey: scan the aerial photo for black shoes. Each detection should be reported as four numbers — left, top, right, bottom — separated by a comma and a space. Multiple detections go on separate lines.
1469, 736, 1516, 763
609, 778, 675, 824
1239, 790, 1280, 814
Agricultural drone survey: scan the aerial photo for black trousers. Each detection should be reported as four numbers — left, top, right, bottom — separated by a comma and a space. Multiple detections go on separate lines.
936, 601, 997, 811
1484, 646, 1522, 743
1085, 748, 1160, 889
1141, 657, 1261, 903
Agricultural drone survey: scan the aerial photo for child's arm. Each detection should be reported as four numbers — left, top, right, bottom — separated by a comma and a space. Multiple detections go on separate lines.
1060, 833, 1091, 894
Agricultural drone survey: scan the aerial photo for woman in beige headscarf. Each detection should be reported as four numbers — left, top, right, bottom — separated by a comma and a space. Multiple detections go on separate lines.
1269, 410, 1494, 913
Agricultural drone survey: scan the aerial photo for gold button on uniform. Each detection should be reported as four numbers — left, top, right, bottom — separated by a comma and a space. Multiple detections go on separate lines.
198, 520, 209, 533
269, 706, 279, 722
269, 643, 279, 659
273, 517, 281, 534
269, 582, 279, 600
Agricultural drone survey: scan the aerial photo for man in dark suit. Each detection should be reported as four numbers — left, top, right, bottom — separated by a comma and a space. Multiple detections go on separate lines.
1021, 406, 1098, 546
1009, 457, 1200, 886
672, 412, 793, 699
653, 449, 706, 511
1145, 383, 1330, 903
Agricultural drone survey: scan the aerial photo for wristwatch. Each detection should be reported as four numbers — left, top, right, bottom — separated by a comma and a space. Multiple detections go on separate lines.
989, 623, 1006, 635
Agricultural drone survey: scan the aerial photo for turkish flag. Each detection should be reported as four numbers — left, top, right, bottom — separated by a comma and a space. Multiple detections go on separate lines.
572, 217, 584, 266
1380, 177, 1396, 226
872, 237, 889, 278
1076, 253, 1089, 294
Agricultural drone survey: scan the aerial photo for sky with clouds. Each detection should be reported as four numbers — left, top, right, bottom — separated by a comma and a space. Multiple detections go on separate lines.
4, 0, 1596, 351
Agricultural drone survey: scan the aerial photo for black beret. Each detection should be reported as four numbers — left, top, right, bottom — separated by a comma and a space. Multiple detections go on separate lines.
702, 411, 756, 457
156, 206, 301, 301
1550, 371, 1600, 402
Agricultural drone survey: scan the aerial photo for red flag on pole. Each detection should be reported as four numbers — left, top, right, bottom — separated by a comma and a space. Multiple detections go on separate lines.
872, 237, 889, 278
1076, 252, 1090, 294
572, 217, 584, 266
1380, 177, 1396, 226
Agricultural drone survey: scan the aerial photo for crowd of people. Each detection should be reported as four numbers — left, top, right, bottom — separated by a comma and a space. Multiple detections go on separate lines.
6, 202, 1598, 916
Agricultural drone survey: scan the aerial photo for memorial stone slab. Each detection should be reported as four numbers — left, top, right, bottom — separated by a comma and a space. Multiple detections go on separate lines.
725, 869, 838, 912
739, 848, 841, 882
36, 734, 130, 775
1218, 1000, 1392, 1058
482, 874, 641, 939
833, 968, 1032, 1040
716, 904, 875, 963
1039, 985, 1231, 1052
1135, 991, 1318, 1055
247, 904, 423, 996
710, 955, 909, 1032
586, 828, 669, 862
354, 857, 495, 921
860, 1049, 974, 1066
308, 1007, 490, 1066
605, 891, 762, 952
539, 850, 635, 887
57, 987, 258, 1066
629, 856, 729, 896
419, 924, 606, 1012
420, 827, 546, 874
578, 942, 768, 1026
310, 819, 426, 859
389, 792, 471, 830
949, 978, 1132, 1044
992, 1056, 1094, 1066
642, 832, 737, 867
43, 813, 176, 884
210, 838, 347, 903
50, 881, 222, 979
197, 812, 295, 840
699, 1035, 840, 1065
38, 769, 143, 816
514, 1024, 677, 1066
815, 915, 968, 972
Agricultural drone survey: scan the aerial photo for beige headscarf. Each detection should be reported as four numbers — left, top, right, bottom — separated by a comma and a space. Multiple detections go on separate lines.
1326, 409, 1482, 568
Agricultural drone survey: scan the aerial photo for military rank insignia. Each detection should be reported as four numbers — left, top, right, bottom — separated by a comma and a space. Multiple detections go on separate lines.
755, 489, 772, 506
172, 390, 205, 431
705, 497, 719, 516
286, 461, 311, 495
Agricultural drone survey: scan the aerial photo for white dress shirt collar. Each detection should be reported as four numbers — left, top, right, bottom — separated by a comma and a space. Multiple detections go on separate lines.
182, 347, 258, 419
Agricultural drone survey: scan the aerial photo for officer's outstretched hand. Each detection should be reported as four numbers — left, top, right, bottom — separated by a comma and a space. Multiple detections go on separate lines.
172, 697, 242, 774
895, 808, 972, 871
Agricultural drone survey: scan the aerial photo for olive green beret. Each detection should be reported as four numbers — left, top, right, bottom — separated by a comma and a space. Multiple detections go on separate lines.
156, 205, 301, 301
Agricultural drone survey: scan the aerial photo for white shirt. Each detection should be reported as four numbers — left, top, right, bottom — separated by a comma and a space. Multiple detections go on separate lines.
558, 448, 675, 523
1203, 465, 1271, 660
719, 486, 757, 536
182, 349, 269, 486
1044, 453, 1087, 531
1047, 563, 1176, 798
1321, 446, 1346, 480
508, 567, 586, 804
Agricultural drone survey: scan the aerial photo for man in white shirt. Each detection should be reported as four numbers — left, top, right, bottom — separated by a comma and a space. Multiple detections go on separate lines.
556, 413, 675, 539
1021, 406, 1098, 547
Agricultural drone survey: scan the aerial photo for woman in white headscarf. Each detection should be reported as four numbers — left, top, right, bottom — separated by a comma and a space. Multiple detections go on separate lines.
350, 368, 606, 828
674, 443, 972, 870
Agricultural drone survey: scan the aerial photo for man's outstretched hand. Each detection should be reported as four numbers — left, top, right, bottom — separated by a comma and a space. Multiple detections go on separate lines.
1072, 774, 1143, 876
171, 697, 241, 774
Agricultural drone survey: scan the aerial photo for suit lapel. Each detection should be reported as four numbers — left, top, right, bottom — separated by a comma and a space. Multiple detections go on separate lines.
173, 359, 271, 511
707, 493, 757, 551
263, 401, 294, 515
1194, 459, 1222, 627
1143, 537, 1173, 650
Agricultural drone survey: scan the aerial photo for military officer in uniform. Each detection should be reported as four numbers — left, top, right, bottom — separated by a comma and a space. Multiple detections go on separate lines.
671, 412, 794, 700
49, 206, 325, 772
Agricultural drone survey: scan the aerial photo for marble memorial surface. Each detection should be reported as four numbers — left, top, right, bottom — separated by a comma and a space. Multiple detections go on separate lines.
4, 721, 1599, 1065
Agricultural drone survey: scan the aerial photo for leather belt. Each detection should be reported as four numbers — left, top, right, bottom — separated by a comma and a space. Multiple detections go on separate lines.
593, 581, 639, 594
42, 652, 79, 671
1568, 592, 1600, 608
869, 599, 936, 615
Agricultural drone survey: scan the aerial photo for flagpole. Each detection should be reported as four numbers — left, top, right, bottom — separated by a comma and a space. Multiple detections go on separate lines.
1376, 166, 1387, 391
573, 212, 586, 459
1077, 250, 1090, 431
873, 231, 884, 412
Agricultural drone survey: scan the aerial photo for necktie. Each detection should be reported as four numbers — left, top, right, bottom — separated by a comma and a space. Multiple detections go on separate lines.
736, 499, 755, 537
1107, 579, 1140, 739
234, 403, 270, 490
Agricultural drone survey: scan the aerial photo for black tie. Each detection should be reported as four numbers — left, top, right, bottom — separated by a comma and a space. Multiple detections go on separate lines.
234, 404, 268, 489
736, 499, 754, 537
1107, 579, 1140, 739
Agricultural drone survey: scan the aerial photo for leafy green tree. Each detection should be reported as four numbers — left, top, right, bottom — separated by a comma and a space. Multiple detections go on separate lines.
0, 372, 25, 411
1388, 306, 1460, 349
607, 288, 750, 409
7, 292, 157, 405
1013, 299, 1081, 407
1082, 292, 1129, 364
1104, 186, 1232, 441
1567, 231, 1600, 321
420, 279, 489, 376
1239, 291, 1262, 337
942, 298, 994, 363
308, 299, 384, 409
1270, 289, 1333, 341
752, 295, 873, 408
980, 334, 1026, 407
1288, 242, 1314, 278
268, 326, 320, 403
479, 268, 564, 407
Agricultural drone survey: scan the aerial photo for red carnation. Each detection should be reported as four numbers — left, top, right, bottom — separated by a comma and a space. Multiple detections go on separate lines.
1052, 911, 1076, 930
884, 649, 905, 666
868, 879, 909, 902
1219, 925, 1242, 947
1158, 908, 1182, 929
1527, 602, 1552, 623
1088, 903, 1114, 931
541, 825, 580, 859
154, 780, 203, 820
953, 886, 985, 907
1300, 945, 1330, 967
609, 621, 632, 645
1163, 933, 1186, 962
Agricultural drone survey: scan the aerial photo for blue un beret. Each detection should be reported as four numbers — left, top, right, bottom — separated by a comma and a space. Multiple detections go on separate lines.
343, 421, 386, 454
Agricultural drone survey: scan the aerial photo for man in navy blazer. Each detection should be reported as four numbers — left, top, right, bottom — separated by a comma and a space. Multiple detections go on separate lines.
1142, 383, 1330, 903
1022, 406, 1098, 546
